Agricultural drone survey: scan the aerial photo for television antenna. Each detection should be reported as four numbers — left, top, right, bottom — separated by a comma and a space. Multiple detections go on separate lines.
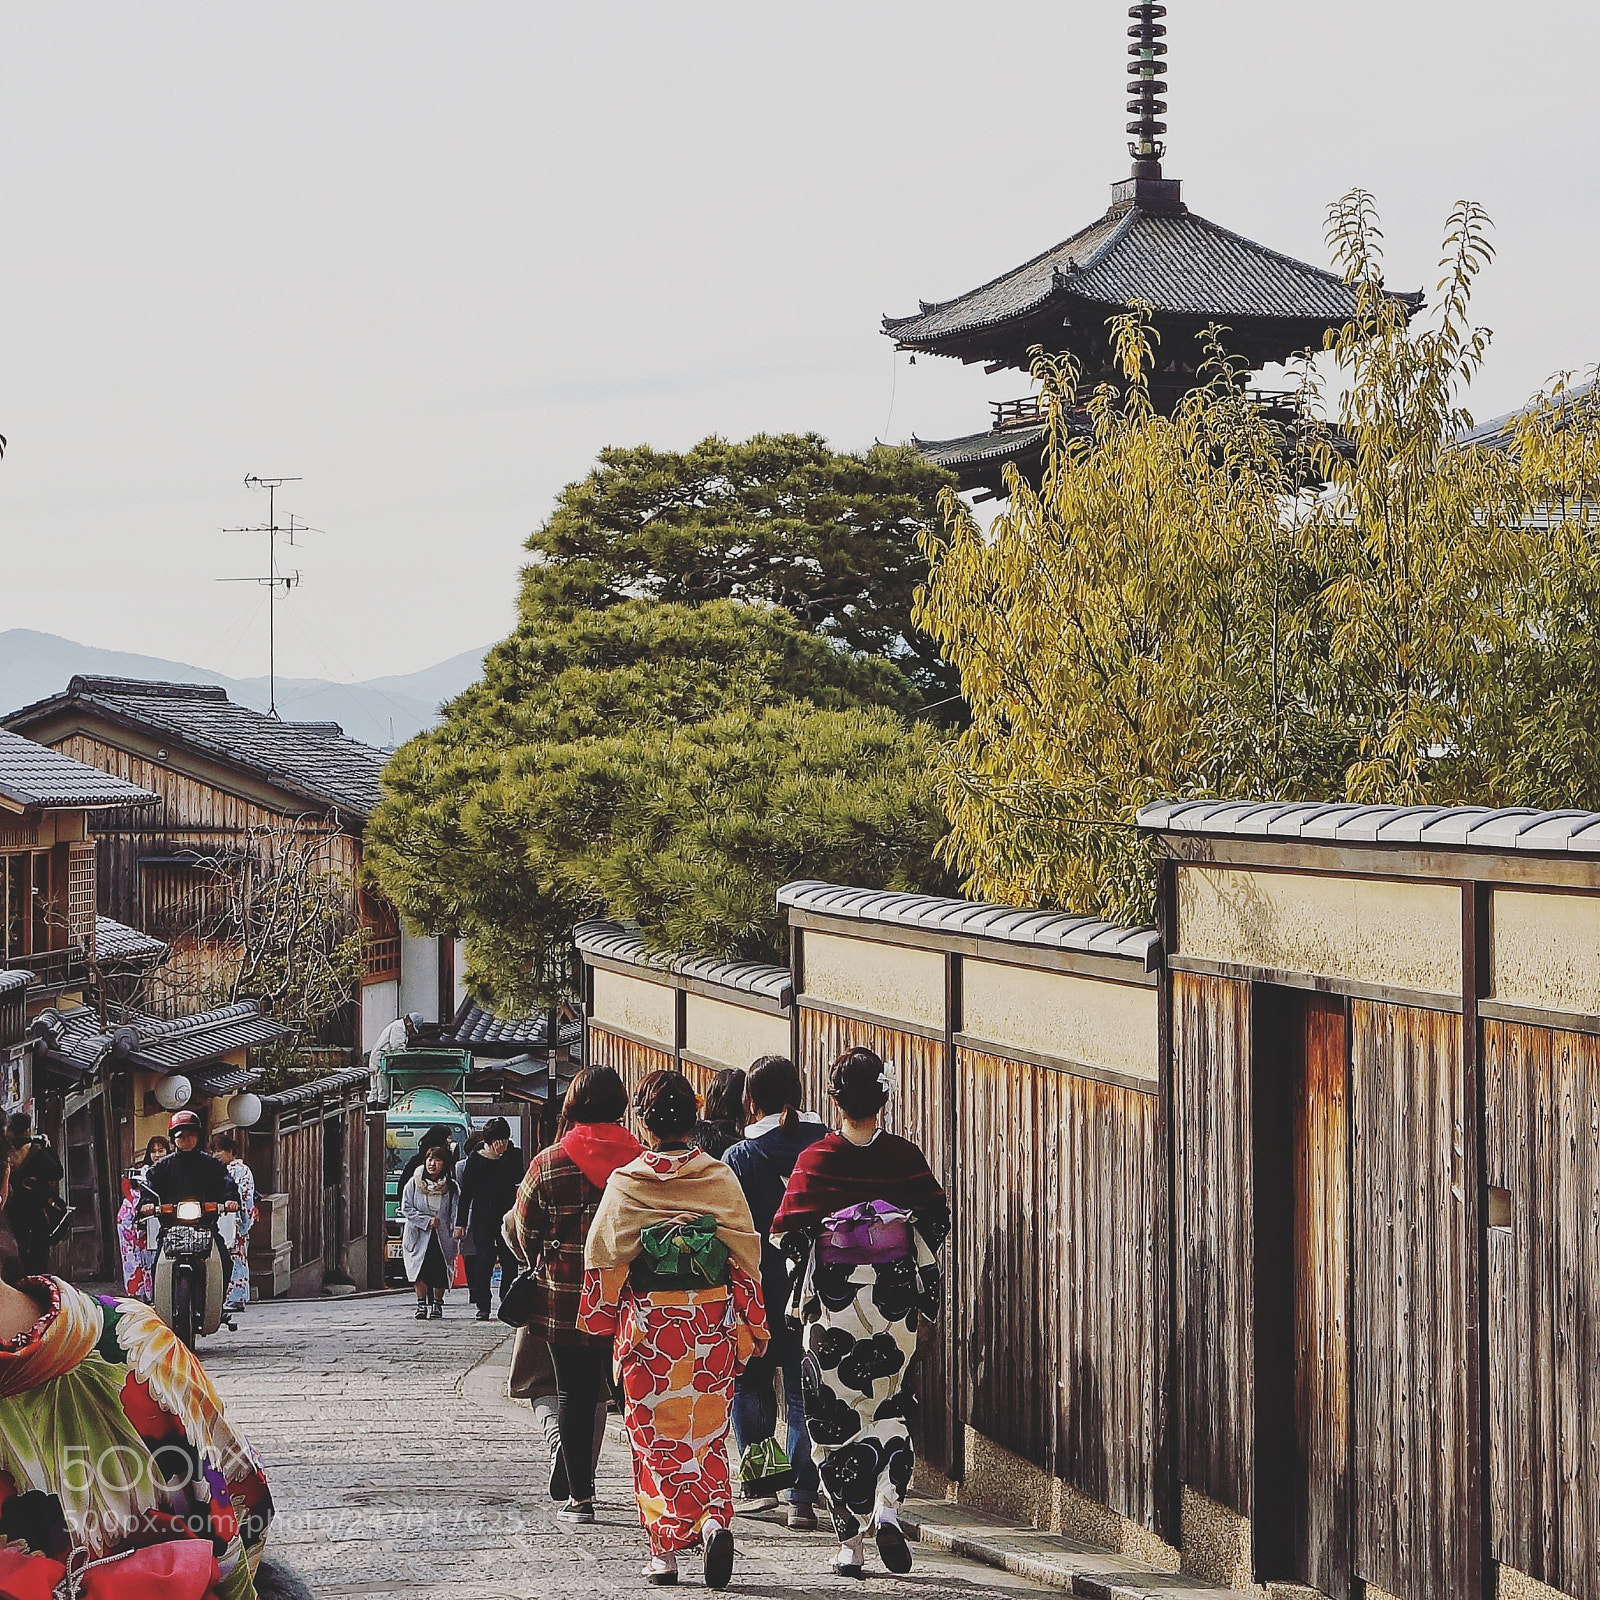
220, 474, 317, 717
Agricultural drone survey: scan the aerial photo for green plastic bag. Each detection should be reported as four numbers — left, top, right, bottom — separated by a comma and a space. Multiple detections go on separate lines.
737, 1435, 795, 1495
629, 1214, 731, 1291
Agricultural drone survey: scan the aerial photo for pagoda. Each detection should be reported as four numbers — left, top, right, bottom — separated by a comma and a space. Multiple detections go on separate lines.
885, 3, 1420, 499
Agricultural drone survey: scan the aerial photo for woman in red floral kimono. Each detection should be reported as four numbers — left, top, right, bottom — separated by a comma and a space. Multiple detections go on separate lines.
0, 1130, 272, 1600
579, 1071, 767, 1589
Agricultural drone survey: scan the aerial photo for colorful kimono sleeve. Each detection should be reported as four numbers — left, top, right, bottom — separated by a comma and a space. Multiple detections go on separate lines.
576, 1265, 627, 1340
728, 1260, 769, 1368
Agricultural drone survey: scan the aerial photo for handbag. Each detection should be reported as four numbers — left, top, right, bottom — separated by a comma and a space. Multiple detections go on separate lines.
629, 1214, 730, 1291
817, 1201, 915, 1266
497, 1265, 541, 1328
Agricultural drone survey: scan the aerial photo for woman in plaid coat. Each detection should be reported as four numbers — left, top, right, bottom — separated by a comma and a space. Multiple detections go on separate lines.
506, 1067, 640, 1524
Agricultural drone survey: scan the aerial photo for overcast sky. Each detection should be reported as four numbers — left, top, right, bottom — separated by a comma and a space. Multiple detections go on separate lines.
2, 2, 1597, 682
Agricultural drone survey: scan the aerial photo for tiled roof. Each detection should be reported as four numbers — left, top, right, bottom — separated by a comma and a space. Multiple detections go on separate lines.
0, 728, 158, 811
914, 422, 1048, 475
193, 1066, 264, 1096
776, 881, 1160, 970
573, 920, 795, 1006
36, 1000, 291, 1074
259, 1064, 371, 1111
443, 998, 583, 1056
0, 971, 27, 1000
1456, 377, 1598, 452
1137, 799, 1600, 855
95, 918, 169, 969
5, 678, 386, 820
885, 200, 1417, 352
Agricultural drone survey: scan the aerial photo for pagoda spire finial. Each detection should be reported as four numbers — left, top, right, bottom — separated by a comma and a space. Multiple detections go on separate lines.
1127, 3, 1169, 180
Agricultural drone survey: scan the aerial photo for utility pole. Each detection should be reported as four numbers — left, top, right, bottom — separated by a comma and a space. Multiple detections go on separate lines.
221, 475, 305, 717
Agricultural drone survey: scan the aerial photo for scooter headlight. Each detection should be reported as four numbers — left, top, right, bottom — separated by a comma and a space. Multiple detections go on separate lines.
175, 1200, 204, 1222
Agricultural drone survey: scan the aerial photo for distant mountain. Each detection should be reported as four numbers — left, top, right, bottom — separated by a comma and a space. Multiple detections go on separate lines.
0, 629, 490, 749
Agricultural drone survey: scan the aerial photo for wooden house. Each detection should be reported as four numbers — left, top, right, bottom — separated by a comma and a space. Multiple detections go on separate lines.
4, 676, 460, 1054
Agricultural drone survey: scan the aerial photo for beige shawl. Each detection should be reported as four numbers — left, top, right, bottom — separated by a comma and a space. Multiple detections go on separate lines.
585, 1146, 762, 1280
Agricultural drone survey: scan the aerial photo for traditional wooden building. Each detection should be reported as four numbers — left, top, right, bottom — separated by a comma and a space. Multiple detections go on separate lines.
885, 3, 1418, 499
4, 676, 457, 1054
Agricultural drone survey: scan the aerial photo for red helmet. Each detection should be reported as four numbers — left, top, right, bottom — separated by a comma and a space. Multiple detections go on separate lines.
167, 1110, 202, 1135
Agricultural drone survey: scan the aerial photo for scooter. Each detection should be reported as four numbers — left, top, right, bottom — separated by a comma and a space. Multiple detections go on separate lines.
137, 1182, 239, 1350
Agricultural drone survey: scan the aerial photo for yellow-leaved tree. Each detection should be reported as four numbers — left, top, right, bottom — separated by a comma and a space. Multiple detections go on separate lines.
915, 193, 1600, 926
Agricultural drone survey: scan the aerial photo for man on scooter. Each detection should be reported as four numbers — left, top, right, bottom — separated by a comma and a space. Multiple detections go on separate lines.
146, 1110, 241, 1293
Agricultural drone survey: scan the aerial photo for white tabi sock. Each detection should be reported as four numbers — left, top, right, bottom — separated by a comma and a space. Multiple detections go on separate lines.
838, 1536, 865, 1567
876, 1505, 901, 1529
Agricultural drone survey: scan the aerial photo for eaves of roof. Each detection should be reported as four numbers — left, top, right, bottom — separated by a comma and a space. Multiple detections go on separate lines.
0, 728, 159, 811
260, 1064, 372, 1110
4, 682, 385, 821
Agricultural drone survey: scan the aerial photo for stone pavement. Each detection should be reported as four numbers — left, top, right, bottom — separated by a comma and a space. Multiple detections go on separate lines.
201, 1289, 1060, 1599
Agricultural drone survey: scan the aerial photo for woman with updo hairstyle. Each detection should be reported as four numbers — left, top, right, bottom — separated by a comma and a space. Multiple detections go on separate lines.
579, 1070, 768, 1589
770, 1046, 950, 1579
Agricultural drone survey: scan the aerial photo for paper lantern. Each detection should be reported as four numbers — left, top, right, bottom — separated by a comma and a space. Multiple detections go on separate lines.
154, 1075, 192, 1111
227, 1092, 263, 1129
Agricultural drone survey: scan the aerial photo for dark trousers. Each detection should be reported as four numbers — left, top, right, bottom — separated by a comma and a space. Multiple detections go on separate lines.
549, 1340, 613, 1502
466, 1229, 518, 1311
732, 1325, 818, 1504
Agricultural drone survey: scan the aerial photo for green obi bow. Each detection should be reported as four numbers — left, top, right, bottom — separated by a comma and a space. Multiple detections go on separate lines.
737, 1436, 795, 1494
630, 1214, 731, 1291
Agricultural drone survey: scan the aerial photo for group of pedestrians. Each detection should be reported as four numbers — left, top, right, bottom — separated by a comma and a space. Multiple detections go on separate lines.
396, 1115, 527, 1320
499, 1045, 948, 1589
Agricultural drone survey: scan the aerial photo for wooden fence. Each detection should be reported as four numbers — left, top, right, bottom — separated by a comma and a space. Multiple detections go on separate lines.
572, 812, 1600, 1600
247, 1065, 374, 1296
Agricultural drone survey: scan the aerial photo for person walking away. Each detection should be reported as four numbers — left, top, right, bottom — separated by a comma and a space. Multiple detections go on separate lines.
116, 1134, 170, 1302
0, 1122, 274, 1597
459, 1117, 524, 1320
579, 1070, 769, 1589
689, 1068, 746, 1160
505, 1067, 640, 1524
400, 1144, 460, 1318
723, 1055, 829, 1528
771, 1046, 950, 1579
455, 1129, 485, 1284
211, 1131, 257, 1312
5, 1113, 67, 1279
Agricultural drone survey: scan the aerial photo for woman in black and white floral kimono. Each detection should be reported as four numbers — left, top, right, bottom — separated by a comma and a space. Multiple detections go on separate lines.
770, 1046, 949, 1580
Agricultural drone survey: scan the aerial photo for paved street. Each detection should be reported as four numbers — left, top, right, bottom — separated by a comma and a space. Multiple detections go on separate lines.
203, 1290, 1054, 1599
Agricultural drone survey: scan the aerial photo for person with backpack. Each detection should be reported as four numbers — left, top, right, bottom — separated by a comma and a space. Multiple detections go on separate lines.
459, 1117, 524, 1321
579, 1071, 768, 1589
722, 1055, 828, 1529
770, 1046, 950, 1580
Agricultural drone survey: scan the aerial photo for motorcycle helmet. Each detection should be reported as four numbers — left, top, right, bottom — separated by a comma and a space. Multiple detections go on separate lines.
167, 1109, 203, 1135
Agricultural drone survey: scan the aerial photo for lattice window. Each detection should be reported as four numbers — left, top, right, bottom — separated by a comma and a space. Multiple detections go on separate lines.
67, 841, 97, 957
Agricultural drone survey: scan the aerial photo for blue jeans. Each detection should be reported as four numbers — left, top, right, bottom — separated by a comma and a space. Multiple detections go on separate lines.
732, 1326, 818, 1505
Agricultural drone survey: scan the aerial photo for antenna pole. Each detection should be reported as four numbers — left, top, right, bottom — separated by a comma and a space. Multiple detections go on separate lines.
225, 475, 306, 719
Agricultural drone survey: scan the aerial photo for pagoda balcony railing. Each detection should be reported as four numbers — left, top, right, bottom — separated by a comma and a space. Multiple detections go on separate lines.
991, 387, 1304, 433
990, 396, 1047, 432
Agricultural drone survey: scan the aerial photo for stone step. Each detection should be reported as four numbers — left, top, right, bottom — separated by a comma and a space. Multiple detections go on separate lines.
902, 1498, 1257, 1600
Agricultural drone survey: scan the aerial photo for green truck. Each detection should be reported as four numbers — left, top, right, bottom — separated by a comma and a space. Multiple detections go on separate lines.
376, 1045, 472, 1284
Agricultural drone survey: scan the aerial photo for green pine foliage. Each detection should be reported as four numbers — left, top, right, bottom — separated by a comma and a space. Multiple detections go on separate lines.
521, 433, 960, 707
366, 439, 957, 1009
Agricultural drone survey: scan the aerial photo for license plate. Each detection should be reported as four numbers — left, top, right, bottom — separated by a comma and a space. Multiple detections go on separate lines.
386, 1240, 403, 1260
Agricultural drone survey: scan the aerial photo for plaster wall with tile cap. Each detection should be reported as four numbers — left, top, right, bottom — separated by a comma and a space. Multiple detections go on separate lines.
1140, 796, 1600, 1600
778, 878, 1170, 1543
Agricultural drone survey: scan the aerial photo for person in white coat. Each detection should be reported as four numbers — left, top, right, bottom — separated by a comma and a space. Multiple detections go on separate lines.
400, 1143, 461, 1319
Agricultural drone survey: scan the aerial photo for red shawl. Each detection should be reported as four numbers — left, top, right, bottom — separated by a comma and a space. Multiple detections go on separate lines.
560, 1122, 642, 1190
770, 1130, 946, 1233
